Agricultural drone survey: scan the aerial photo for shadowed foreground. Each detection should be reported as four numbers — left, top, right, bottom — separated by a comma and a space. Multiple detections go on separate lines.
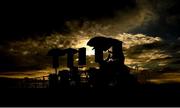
1, 80, 180, 106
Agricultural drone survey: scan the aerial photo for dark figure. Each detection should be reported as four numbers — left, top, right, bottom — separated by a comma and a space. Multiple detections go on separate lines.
87, 36, 139, 88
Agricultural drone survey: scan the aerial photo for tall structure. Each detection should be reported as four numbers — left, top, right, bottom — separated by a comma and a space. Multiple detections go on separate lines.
78, 47, 86, 66
47, 48, 66, 74
66, 48, 78, 68
87, 36, 124, 65
111, 39, 124, 65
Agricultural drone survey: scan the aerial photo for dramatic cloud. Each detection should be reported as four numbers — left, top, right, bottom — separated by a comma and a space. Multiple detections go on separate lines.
1, 0, 180, 83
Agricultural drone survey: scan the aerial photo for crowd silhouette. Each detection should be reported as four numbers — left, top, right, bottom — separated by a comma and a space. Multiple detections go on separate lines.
47, 36, 139, 88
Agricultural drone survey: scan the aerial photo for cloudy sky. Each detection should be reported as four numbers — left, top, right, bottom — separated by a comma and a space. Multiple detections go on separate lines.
0, 0, 180, 83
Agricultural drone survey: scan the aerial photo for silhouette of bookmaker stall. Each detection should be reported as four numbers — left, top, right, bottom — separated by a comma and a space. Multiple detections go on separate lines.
47, 36, 138, 88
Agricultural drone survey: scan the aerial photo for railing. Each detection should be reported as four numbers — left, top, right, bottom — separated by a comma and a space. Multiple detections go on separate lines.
20, 76, 49, 88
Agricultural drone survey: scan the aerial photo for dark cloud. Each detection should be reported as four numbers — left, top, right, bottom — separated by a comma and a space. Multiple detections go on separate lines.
0, 0, 180, 83
126, 41, 167, 58
0, 0, 136, 40
131, 0, 180, 40
126, 38, 180, 72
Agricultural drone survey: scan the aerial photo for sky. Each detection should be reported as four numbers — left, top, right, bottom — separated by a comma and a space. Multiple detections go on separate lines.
0, 0, 180, 83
